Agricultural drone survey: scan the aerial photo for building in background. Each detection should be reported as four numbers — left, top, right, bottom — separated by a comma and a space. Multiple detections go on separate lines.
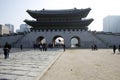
16, 24, 31, 33
20, 24, 31, 32
103, 16, 120, 33
5, 24, 14, 33
16, 29, 21, 33
0, 24, 9, 35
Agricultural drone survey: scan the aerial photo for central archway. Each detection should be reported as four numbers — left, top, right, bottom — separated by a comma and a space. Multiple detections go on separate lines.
71, 36, 80, 48
52, 35, 64, 47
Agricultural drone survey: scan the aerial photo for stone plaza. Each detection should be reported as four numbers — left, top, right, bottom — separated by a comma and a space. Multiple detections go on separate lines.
40, 49, 120, 80
0, 48, 63, 80
0, 48, 120, 80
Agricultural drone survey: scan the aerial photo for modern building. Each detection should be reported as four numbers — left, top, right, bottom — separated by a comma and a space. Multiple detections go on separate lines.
0, 24, 9, 35
5, 24, 14, 33
103, 16, 120, 33
16, 29, 21, 33
20, 24, 31, 32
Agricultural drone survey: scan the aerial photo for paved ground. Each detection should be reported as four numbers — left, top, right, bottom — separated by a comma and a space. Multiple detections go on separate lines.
0, 48, 63, 80
40, 49, 120, 80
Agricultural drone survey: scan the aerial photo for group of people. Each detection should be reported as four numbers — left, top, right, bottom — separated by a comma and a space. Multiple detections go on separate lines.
2, 42, 120, 59
91, 44, 98, 50
33, 43, 66, 51
33, 43, 48, 51
113, 45, 120, 54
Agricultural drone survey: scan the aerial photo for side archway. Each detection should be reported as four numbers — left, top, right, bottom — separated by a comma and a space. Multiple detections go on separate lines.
71, 36, 80, 48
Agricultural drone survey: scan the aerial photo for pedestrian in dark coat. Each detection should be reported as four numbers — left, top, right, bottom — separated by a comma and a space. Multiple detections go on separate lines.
113, 45, 116, 54
118, 45, 120, 53
20, 44, 23, 50
3, 42, 10, 59
63, 44, 66, 52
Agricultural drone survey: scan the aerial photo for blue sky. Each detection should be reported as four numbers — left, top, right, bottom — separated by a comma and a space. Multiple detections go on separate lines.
0, 0, 120, 32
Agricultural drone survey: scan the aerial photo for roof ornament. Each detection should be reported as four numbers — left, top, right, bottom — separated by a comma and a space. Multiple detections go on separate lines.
74, 7, 77, 10
42, 8, 45, 11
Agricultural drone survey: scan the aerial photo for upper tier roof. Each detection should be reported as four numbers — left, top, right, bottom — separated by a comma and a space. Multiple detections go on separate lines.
27, 8, 91, 19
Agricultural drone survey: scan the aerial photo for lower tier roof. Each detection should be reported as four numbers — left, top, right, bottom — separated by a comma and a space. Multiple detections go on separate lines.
24, 19, 93, 29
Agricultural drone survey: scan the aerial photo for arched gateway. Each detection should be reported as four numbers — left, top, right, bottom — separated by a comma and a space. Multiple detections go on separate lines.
24, 8, 94, 48
71, 36, 80, 48
36, 36, 46, 44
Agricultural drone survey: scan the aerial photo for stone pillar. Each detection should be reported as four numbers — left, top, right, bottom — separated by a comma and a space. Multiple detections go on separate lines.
64, 37, 71, 48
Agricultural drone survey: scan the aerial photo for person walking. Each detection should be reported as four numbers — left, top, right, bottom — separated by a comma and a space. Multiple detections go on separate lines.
113, 45, 116, 54
63, 44, 66, 52
20, 44, 23, 50
118, 45, 120, 53
3, 42, 11, 59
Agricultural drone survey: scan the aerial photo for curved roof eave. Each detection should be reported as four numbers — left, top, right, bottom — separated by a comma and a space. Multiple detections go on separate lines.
24, 18, 93, 28
26, 8, 91, 19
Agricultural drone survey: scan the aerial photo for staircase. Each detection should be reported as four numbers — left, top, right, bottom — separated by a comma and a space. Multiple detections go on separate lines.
90, 32, 108, 48
12, 33, 26, 47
